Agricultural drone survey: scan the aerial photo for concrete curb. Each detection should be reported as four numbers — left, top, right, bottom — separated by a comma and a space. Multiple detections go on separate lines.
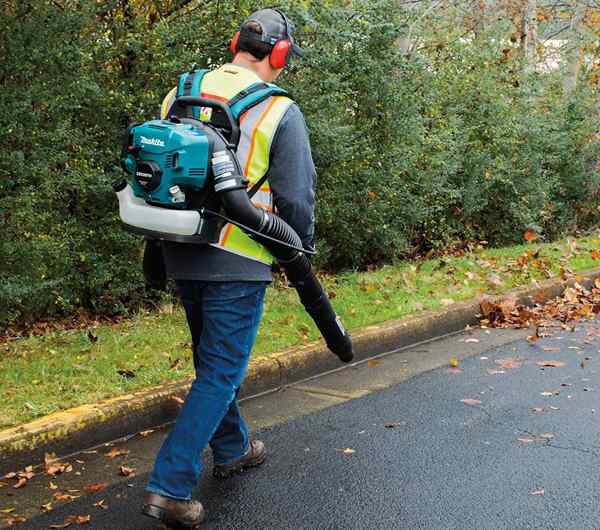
2, 267, 600, 471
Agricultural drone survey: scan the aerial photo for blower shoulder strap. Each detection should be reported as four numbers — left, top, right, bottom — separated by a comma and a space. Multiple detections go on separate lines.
228, 83, 289, 121
175, 69, 209, 119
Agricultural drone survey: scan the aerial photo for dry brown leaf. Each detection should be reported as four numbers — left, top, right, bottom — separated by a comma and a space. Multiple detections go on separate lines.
118, 466, 135, 477
49, 482, 58, 490
518, 436, 535, 444
536, 360, 566, 368
531, 488, 545, 496
104, 448, 129, 459
495, 358, 523, 370
524, 228, 538, 242
93, 499, 108, 510
49, 514, 91, 528
3, 515, 26, 525
139, 430, 154, 437
0, 508, 15, 514
13, 478, 27, 489
53, 492, 80, 502
367, 359, 382, 368
487, 273, 503, 286
83, 482, 108, 494
460, 398, 482, 406
41, 502, 53, 512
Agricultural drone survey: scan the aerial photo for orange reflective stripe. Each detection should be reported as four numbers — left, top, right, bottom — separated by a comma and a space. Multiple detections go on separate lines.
244, 97, 279, 177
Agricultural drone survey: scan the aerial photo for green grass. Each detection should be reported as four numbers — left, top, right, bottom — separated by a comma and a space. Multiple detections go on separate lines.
1, 234, 600, 429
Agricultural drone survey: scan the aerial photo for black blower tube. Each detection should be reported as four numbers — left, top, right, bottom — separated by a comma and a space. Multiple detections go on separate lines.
210, 147, 354, 363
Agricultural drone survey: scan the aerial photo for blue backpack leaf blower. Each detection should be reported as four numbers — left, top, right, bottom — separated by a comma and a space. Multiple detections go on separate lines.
113, 94, 353, 363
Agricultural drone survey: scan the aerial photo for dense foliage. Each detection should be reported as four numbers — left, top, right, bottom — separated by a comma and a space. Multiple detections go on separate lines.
1, 0, 599, 327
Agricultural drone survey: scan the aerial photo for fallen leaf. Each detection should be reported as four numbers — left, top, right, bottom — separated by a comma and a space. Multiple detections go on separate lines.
118, 466, 135, 477
487, 273, 503, 286
49, 482, 58, 490
93, 499, 108, 510
531, 407, 544, 413
139, 430, 154, 437
41, 502, 53, 512
549, 406, 560, 411
53, 492, 80, 502
49, 514, 91, 528
449, 357, 460, 368
495, 358, 523, 370
104, 448, 129, 459
465, 338, 480, 344
536, 360, 566, 368
3, 473, 16, 480
171, 396, 185, 405
3, 515, 26, 525
531, 488, 545, 496
367, 359, 382, 368
541, 391, 556, 396
518, 436, 535, 444
13, 478, 26, 489
384, 422, 406, 429
336, 448, 355, 455
524, 228, 538, 242
83, 482, 108, 494
460, 399, 482, 406
0, 508, 15, 514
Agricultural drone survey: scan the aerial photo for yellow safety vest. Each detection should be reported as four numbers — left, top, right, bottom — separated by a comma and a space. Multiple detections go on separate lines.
160, 64, 294, 265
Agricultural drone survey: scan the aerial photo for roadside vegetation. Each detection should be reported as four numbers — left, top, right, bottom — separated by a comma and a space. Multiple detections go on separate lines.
2, 233, 600, 429
2, 0, 600, 328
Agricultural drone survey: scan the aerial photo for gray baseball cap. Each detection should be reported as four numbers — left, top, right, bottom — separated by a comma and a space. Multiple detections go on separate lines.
240, 8, 303, 58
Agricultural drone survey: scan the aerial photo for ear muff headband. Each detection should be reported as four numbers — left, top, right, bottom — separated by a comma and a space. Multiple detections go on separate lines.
269, 9, 292, 69
230, 10, 294, 68
229, 31, 240, 55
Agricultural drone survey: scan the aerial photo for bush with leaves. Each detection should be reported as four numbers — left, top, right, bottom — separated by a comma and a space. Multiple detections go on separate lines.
1, 0, 599, 328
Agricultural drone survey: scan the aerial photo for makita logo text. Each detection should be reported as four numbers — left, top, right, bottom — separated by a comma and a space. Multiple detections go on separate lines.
140, 136, 165, 147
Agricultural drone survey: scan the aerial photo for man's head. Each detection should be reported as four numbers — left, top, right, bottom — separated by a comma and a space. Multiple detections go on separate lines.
230, 8, 303, 83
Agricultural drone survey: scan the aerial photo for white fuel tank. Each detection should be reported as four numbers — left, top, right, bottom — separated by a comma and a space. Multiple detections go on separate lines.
115, 184, 201, 236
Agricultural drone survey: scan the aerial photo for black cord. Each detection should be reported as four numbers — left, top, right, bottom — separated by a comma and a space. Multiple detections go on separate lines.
201, 207, 316, 256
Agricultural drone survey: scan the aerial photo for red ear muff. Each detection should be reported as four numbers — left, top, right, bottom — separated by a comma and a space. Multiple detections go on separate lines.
229, 31, 240, 55
270, 40, 291, 69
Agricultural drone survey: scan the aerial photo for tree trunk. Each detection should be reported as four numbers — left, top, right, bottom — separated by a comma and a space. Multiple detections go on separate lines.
563, 0, 587, 97
520, 0, 537, 74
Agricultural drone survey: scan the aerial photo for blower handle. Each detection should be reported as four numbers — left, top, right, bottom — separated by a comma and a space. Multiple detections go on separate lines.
175, 97, 240, 147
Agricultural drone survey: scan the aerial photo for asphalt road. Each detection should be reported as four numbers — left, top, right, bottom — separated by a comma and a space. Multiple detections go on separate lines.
4, 321, 600, 530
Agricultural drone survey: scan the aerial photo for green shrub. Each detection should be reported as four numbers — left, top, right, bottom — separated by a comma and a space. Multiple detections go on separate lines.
1, 0, 599, 328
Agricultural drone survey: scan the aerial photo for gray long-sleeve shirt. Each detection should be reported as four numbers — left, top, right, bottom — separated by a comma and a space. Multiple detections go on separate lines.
161, 102, 316, 282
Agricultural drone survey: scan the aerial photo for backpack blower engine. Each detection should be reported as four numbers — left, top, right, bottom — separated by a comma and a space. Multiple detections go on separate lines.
113, 96, 353, 363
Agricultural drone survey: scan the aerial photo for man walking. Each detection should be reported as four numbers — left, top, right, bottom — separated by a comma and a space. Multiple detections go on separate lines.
142, 8, 315, 529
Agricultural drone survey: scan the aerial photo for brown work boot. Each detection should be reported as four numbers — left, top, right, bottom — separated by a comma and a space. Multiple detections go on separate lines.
213, 440, 266, 479
142, 491, 205, 529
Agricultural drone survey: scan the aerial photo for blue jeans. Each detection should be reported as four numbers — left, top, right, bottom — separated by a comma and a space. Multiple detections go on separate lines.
146, 280, 268, 501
